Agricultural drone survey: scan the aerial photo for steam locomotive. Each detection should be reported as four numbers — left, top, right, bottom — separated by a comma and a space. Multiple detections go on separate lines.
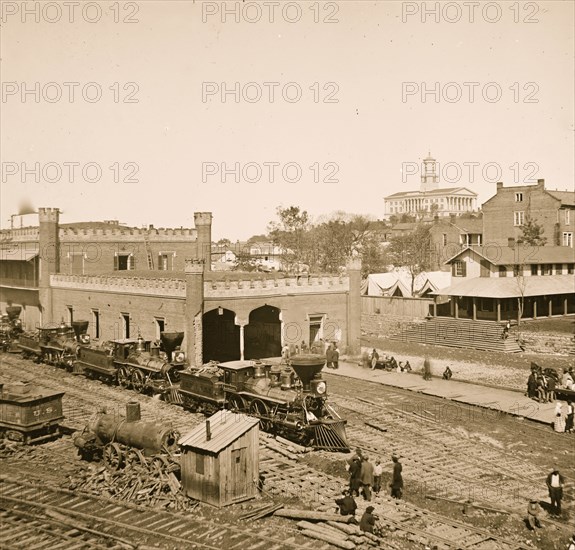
0, 306, 24, 353
176, 354, 349, 452
19, 320, 91, 367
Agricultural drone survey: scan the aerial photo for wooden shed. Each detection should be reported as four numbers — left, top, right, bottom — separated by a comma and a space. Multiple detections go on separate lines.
178, 410, 260, 507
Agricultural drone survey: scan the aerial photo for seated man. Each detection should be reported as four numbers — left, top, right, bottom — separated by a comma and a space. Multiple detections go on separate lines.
443, 366, 453, 380
359, 506, 379, 535
526, 499, 543, 530
335, 489, 357, 517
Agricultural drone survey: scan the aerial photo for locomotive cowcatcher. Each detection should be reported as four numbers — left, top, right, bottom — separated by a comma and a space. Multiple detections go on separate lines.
177, 353, 349, 452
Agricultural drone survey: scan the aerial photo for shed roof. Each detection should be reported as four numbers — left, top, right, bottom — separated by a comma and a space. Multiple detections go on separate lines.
179, 410, 259, 454
445, 246, 575, 266
432, 275, 574, 298
0, 248, 39, 261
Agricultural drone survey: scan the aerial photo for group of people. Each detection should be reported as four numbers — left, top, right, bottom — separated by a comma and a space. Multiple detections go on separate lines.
326, 343, 340, 369
367, 349, 411, 372
553, 400, 574, 433
527, 365, 573, 404
335, 450, 404, 537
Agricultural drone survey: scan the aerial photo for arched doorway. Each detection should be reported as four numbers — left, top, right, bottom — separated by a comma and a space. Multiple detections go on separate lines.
244, 305, 281, 359
202, 308, 240, 362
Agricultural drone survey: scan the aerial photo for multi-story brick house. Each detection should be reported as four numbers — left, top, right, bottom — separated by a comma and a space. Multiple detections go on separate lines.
482, 179, 575, 247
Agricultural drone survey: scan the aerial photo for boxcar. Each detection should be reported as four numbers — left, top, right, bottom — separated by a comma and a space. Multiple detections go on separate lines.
0, 382, 64, 443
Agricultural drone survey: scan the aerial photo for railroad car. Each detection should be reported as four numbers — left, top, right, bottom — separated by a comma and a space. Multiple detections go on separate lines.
74, 332, 187, 395
0, 306, 23, 353
74, 401, 179, 470
176, 354, 349, 452
0, 381, 64, 443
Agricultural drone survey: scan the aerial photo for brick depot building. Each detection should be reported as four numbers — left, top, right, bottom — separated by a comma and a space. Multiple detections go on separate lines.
0, 209, 361, 364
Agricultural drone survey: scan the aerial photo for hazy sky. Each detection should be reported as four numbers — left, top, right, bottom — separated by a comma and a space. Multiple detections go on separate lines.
1, 0, 573, 240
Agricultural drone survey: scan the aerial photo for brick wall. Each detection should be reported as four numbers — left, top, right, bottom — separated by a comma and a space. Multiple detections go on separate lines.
482, 181, 568, 246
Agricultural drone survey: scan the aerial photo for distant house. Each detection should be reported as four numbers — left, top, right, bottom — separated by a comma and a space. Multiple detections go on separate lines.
429, 215, 483, 271
436, 245, 575, 321
178, 410, 260, 507
482, 179, 575, 247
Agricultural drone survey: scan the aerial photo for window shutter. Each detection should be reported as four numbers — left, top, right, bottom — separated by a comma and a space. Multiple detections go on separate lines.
113, 255, 118, 271
461, 262, 467, 277
452, 263, 456, 276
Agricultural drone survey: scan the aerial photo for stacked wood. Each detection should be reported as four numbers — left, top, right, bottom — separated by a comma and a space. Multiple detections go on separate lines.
73, 464, 198, 512
274, 509, 390, 549
239, 503, 284, 521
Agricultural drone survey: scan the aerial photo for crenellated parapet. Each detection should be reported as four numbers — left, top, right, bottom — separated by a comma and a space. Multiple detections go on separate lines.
0, 227, 40, 242
50, 274, 187, 298
204, 274, 349, 299
58, 227, 198, 242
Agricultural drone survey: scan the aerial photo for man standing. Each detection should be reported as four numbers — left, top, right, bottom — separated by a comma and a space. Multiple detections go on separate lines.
373, 459, 383, 494
423, 357, 432, 381
325, 344, 334, 369
360, 455, 374, 501
390, 455, 403, 499
546, 467, 565, 516
370, 348, 379, 370
333, 343, 340, 369
349, 456, 362, 497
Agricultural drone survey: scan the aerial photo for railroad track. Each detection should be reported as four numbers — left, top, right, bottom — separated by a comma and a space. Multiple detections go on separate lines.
260, 448, 530, 550
326, 375, 574, 514
0, 476, 326, 550
2, 354, 570, 548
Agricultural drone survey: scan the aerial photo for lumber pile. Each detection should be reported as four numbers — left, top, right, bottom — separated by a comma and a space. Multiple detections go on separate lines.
72, 464, 198, 512
273, 509, 384, 549
239, 502, 284, 521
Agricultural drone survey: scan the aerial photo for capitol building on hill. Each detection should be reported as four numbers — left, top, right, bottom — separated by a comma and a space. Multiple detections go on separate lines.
384, 154, 478, 219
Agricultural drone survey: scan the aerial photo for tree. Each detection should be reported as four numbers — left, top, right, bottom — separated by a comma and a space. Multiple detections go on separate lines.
387, 224, 433, 295
267, 206, 311, 270
515, 264, 527, 327
517, 215, 547, 247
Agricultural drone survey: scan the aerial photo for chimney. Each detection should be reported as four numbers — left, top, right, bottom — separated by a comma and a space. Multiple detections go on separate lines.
537, 178, 545, 189
205, 420, 211, 441
496, 182, 503, 191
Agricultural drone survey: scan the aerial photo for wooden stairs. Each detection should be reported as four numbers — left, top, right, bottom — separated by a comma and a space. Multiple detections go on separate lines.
390, 317, 523, 353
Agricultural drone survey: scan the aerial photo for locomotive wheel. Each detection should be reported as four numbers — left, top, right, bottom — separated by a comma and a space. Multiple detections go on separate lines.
250, 399, 272, 431
117, 367, 130, 388
131, 370, 146, 392
126, 448, 147, 468
103, 443, 124, 470
228, 395, 245, 413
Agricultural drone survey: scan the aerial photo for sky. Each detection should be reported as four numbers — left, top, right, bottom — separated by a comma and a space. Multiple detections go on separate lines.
1, 0, 573, 240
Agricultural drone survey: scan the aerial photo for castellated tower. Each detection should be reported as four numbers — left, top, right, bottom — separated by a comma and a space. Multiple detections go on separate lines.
38, 207, 60, 322
185, 259, 205, 366
194, 212, 213, 271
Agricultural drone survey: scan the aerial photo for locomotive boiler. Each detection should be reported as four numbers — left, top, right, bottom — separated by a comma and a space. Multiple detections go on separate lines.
73, 402, 180, 469
75, 332, 187, 395
0, 306, 23, 353
177, 354, 349, 452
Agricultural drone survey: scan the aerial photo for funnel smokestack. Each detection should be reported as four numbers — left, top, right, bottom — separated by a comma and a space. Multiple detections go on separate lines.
160, 331, 184, 361
5, 306, 21, 321
71, 320, 89, 339
290, 354, 325, 392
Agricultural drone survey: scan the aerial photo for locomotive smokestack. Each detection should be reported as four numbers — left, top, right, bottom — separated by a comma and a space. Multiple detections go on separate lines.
290, 354, 326, 392
160, 331, 184, 362
126, 402, 141, 422
206, 420, 211, 441
5, 306, 21, 321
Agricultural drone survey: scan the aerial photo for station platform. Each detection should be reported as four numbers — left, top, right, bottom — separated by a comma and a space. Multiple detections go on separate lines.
325, 360, 561, 426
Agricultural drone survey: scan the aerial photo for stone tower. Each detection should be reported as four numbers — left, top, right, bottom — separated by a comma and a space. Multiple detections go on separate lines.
185, 259, 204, 366
194, 212, 213, 271
38, 207, 60, 322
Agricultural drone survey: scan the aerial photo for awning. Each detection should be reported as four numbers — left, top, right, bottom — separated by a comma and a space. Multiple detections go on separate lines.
432, 275, 575, 299
0, 249, 39, 261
